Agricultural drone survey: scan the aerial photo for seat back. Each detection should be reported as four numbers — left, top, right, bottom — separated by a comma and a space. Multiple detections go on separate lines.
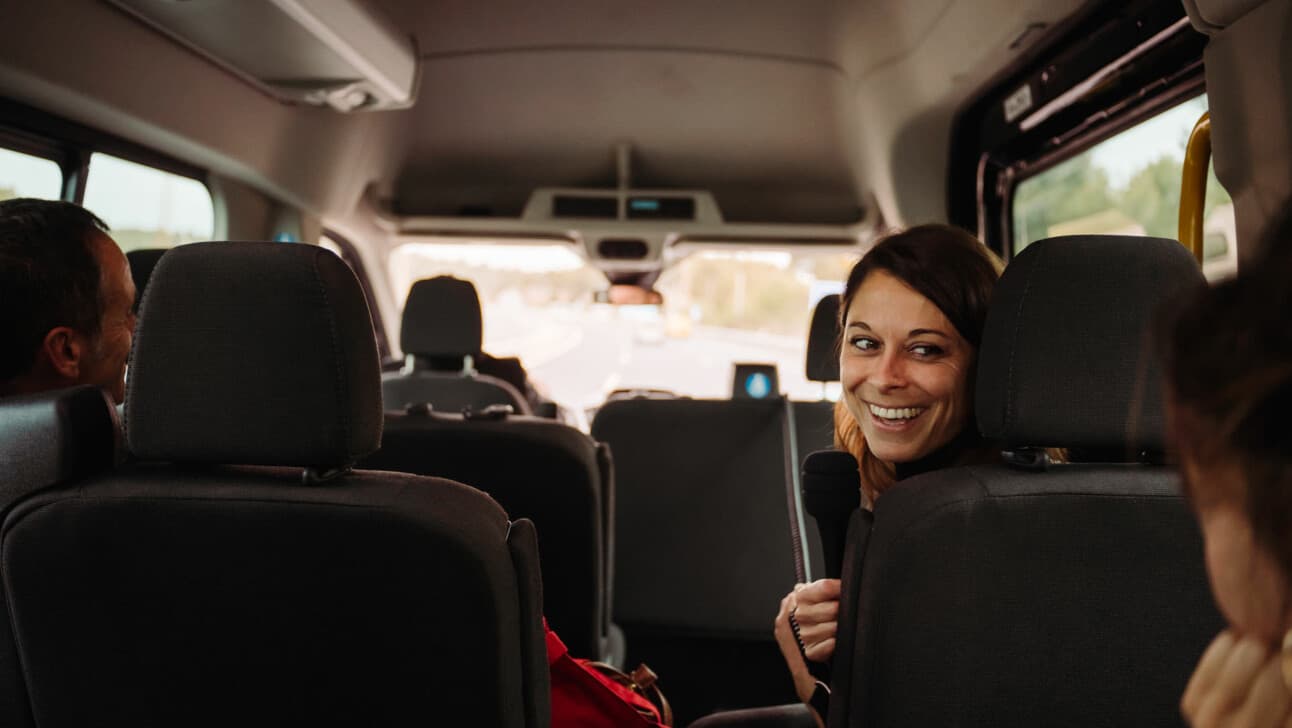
828, 236, 1221, 727
592, 398, 807, 723
2, 243, 548, 727
794, 293, 844, 578
359, 408, 612, 660
0, 386, 120, 728
383, 276, 531, 414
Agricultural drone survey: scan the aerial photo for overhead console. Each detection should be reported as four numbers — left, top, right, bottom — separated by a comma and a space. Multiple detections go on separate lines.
377, 146, 862, 273
107, 0, 417, 112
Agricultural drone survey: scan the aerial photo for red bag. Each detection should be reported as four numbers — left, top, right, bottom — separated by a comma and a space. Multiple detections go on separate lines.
546, 621, 672, 727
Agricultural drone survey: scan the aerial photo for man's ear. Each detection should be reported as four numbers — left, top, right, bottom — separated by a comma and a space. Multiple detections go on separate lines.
39, 326, 86, 380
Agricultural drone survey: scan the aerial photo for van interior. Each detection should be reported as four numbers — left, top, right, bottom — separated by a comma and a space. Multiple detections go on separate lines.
1, 0, 1287, 725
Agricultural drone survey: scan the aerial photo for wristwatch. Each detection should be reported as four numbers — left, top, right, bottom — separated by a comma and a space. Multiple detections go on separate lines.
808, 680, 830, 721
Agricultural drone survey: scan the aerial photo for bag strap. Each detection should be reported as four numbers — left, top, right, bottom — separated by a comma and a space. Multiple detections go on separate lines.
583, 661, 673, 726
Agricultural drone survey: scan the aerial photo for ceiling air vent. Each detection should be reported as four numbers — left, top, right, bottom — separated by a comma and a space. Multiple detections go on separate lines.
552, 195, 618, 219
597, 239, 650, 260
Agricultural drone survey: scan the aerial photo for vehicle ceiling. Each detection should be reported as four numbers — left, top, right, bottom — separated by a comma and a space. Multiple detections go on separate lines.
372, 0, 1088, 227
0, 0, 1088, 235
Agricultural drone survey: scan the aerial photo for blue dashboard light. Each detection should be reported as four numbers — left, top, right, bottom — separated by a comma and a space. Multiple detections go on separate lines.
745, 372, 771, 399
630, 198, 661, 211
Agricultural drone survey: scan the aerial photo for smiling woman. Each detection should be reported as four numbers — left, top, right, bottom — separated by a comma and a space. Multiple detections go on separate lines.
773, 223, 1004, 721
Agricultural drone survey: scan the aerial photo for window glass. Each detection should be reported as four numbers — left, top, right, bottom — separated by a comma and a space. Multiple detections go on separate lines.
388, 241, 855, 412
1012, 95, 1236, 280
0, 147, 62, 201
83, 152, 213, 252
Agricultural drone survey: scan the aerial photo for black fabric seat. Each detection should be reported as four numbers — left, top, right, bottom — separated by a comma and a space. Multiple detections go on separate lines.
0, 243, 548, 727
591, 398, 808, 724
358, 407, 614, 661
382, 276, 532, 415
791, 293, 843, 580
825, 236, 1222, 727
126, 247, 167, 308
0, 386, 121, 728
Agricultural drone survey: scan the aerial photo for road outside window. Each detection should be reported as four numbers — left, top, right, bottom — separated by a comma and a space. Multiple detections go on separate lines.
389, 241, 855, 413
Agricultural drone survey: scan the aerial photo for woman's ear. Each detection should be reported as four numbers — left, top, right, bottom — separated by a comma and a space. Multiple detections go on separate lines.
39, 326, 86, 380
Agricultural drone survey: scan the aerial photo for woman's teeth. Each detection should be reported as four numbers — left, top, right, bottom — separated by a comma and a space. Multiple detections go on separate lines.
868, 404, 926, 420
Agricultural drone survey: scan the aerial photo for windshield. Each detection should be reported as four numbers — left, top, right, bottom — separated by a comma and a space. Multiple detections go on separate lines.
388, 242, 856, 412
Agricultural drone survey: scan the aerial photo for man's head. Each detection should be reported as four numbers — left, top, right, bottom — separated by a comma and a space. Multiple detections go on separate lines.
0, 198, 135, 403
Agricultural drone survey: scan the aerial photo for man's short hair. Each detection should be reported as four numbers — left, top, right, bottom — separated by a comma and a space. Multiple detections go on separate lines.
0, 198, 111, 381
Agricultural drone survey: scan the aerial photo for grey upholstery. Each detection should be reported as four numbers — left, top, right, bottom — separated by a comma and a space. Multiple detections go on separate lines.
976, 235, 1200, 457
359, 408, 614, 661
0, 386, 120, 728
592, 398, 806, 723
826, 235, 1220, 728
2, 242, 549, 727
385, 276, 531, 414
128, 242, 382, 467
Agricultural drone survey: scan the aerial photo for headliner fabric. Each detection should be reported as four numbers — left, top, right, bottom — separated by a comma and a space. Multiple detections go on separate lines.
805, 294, 841, 382
126, 242, 382, 468
975, 236, 1204, 454
833, 464, 1222, 727
400, 276, 483, 358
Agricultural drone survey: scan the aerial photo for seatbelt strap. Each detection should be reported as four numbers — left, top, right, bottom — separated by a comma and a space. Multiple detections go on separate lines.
781, 399, 811, 583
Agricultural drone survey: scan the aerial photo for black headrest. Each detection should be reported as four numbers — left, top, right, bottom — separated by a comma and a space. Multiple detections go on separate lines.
805, 294, 841, 382
127, 242, 382, 468
401, 276, 483, 358
126, 248, 167, 309
976, 236, 1205, 454
0, 385, 119, 503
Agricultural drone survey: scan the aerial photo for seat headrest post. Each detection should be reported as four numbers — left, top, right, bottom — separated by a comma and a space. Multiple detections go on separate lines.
975, 236, 1205, 455
126, 242, 383, 468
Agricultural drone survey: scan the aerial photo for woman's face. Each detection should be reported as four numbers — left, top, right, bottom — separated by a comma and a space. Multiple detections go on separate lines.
840, 270, 974, 464
1182, 453, 1292, 645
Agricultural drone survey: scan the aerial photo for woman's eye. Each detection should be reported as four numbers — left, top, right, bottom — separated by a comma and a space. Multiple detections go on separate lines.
850, 337, 879, 352
910, 344, 944, 358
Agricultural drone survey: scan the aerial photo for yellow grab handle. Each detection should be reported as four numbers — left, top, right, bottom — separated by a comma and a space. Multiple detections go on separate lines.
1178, 112, 1210, 265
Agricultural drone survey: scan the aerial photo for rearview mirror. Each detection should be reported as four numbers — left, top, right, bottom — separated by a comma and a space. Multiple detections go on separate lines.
594, 284, 663, 306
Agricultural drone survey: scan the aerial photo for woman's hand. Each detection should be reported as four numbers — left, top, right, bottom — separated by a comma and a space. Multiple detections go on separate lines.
774, 590, 817, 705
773, 580, 843, 701
785, 579, 841, 662
1182, 631, 1292, 727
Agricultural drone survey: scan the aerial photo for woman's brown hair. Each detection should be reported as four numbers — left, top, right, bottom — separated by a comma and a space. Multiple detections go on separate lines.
833, 224, 1004, 505
1162, 212, 1292, 578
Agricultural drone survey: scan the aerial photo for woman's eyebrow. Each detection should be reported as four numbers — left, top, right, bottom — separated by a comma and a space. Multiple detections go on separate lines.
847, 321, 871, 331
909, 328, 951, 339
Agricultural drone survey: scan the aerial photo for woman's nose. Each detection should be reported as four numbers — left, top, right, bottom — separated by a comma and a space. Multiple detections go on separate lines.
870, 350, 907, 390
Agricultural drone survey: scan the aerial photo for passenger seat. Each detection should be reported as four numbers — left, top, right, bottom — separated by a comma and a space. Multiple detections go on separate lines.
592, 396, 808, 723
359, 405, 616, 662
0, 243, 549, 726
383, 276, 532, 414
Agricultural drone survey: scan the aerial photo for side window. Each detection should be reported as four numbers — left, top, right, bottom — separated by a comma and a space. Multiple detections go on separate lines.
0, 147, 62, 201
1012, 95, 1236, 280
83, 152, 213, 252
